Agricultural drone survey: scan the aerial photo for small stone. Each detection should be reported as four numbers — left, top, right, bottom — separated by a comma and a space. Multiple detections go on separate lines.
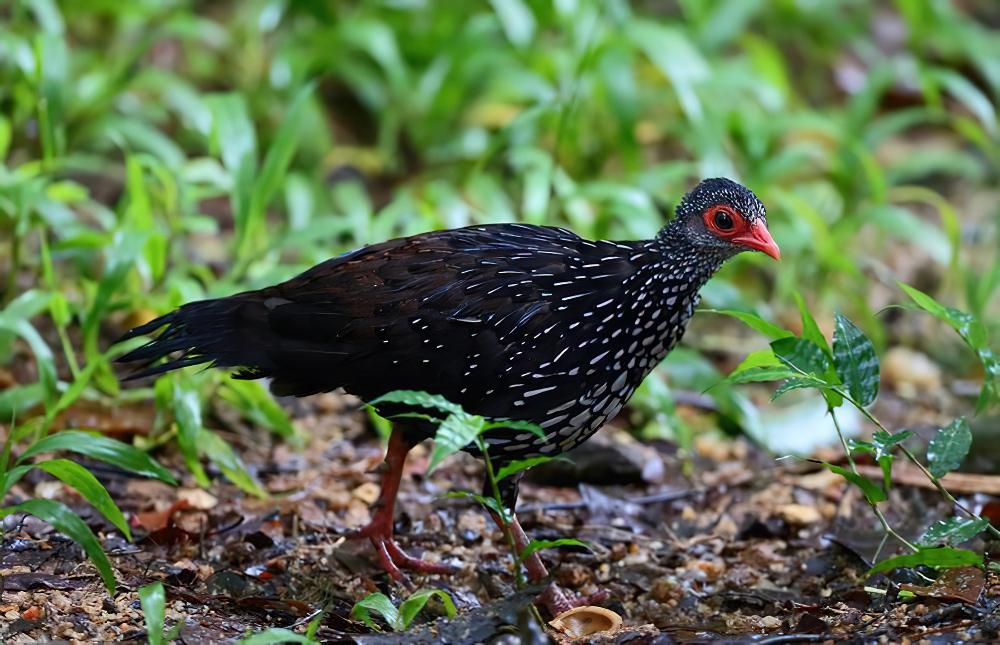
883, 346, 941, 394
178, 488, 218, 510
352, 482, 381, 505
778, 503, 822, 525
760, 615, 781, 629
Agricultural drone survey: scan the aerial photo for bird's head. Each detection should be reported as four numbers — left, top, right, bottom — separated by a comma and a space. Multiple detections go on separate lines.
665, 177, 780, 261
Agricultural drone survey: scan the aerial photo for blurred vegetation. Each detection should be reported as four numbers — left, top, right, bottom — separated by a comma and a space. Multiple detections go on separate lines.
0, 0, 998, 520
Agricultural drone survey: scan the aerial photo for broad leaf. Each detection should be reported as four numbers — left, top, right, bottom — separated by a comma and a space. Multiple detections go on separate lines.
35, 459, 132, 539
794, 292, 832, 358
900, 283, 987, 347
240, 629, 318, 645
832, 313, 880, 406
720, 365, 799, 386
520, 538, 592, 561
139, 581, 167, 645
702, 309, 793, 340
868, 547, 983, 576
371, 390, 464, 417
918, 517, 990, 547
427, 413, 484, 473
351, 592, 400, 631
200, 429, 267, 498
927, 418, 972, 479
398, 588, 456, 629
771, 337, 831, 376
771, 377, 826, 400
18, 430, 176, 484
496, 456, 559, 481
443, 490, 506, 519
2, 499, 116, 593
823, 462, 886, 504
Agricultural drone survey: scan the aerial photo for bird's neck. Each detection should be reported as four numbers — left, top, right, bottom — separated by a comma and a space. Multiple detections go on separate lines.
652, 225, 729, 290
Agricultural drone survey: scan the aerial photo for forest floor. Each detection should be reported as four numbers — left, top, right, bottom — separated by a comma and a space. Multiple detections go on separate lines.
2, 390, 999, 644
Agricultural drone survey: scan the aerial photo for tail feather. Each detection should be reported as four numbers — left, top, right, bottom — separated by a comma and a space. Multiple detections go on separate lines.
116, 293, 275, 380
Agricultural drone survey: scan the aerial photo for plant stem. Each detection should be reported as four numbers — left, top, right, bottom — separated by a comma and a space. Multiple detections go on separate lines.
829, 407, 918, 553
831, 386, 1000, 541
478, 437, 525, 587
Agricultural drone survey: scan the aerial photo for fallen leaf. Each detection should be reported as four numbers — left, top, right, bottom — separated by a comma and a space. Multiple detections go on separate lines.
900, 566, 985, 604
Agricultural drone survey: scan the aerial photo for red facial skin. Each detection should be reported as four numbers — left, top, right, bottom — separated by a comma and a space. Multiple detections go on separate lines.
703, 205, 781, 260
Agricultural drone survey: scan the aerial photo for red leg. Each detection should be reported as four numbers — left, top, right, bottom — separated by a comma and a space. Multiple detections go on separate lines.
350, 428, 454, 581
490, 512, 609, 616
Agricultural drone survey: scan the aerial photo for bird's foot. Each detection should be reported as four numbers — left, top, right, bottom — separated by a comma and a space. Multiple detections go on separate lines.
349, 524, 455, 583
536, 582, 611, 617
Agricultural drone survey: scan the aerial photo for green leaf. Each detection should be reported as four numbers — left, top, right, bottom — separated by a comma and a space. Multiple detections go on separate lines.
351, 592, 400, 631
868, 547, 983, 576
172, 378, 209, 487
482, 419, 545, 440
240, 629, 318, 644
927, 418, 972, 479
794, 292, 831, 357
443, 490, 506, 519
218, 379, 298, 442
771, 377, 826, 400
702, 309, 794, 340
371, 390, 464, 417
427, 413, 485, 474
771, 337, 831, 376
200, 429, 267, 498
720, 365, 799, 385
520, 538, 592, 561
398, 588, 456, 630
0, 464, 32, 498
18, 430, 176, 484
35, 459, 131, 540
495, 456, 559, 481
918, 517, 991, 547
832, 313, 880, 406
899, 283, 988, 348
2, 499, 116, 593
139, 581, 167, 645
823, 462, 887, 504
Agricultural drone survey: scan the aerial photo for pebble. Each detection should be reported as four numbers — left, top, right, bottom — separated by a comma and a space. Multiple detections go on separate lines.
883, 346, 941, 394
777, 503, 822, 525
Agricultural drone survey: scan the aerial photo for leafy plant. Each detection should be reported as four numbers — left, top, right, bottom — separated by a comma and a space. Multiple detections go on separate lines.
715, 284, 998, 578
139, 581, 184, 645
350, 588, 456, 632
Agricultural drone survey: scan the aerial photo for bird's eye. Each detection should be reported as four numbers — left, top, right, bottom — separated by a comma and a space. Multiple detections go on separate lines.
713, 210, 734, 231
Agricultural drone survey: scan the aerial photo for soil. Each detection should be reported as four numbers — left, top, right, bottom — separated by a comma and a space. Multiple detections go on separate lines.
1, 391, 998, 643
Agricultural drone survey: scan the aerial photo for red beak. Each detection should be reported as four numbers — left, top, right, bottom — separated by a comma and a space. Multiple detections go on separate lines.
733, 222, 781, 261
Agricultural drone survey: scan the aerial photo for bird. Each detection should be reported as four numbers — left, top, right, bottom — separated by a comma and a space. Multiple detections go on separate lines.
116, 177, 779, 615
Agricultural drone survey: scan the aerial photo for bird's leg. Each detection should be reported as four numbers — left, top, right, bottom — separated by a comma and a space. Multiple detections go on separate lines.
350, 427, 453, 581
487, 475, 609, 616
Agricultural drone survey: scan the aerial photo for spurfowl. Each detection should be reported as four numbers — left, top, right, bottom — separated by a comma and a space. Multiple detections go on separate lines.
118, 177, 779, 614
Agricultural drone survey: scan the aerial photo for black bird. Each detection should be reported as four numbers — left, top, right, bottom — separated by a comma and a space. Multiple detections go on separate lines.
117, 177, 779, 614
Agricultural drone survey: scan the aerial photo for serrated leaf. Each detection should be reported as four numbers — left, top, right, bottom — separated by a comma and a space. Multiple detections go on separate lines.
832, 313, 880, 406
398, 588, 456, 629
868, 547, 983, 576
18, 430, 176, 484
918, 517, 990, 547
427, 413, 484, 474
900, 283, 987, 347
139, 581, 167, 645
351, 592, 400, 631
823, 462, 886, 504
927, 418, 972, 478
702, 309, 794, 340
1, 499, 116, 593
520, 538, 592, 561
771, 377, 825, 400
35, 459, 131, 540
371, 390, 464, 417
771, 337, 831, 376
